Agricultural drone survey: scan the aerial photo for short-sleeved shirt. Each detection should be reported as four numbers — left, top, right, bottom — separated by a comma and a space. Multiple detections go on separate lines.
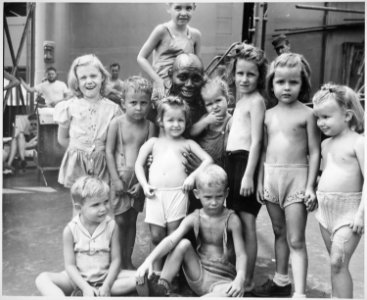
54, 97, 122, 151
34, 80, 69, 107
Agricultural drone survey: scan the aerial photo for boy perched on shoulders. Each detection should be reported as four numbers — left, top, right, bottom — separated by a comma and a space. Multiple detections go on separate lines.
106, 76, 157, 270
136, 164, 247, 297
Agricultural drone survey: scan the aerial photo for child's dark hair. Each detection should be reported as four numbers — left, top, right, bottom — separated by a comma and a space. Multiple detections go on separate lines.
46, 66, 57, 73
122, 76, 153, 100
68, 54, 110, 98
230, 43, 268, 92
71, 176, 110, 206
313, 83, 364, 133
110, 62, 120, 70
266, 52, 311, 107
157, 96, 191, 133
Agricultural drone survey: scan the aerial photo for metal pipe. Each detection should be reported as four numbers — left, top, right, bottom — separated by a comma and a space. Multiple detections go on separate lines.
273, 22, 364, 33
295, 4, 364, 14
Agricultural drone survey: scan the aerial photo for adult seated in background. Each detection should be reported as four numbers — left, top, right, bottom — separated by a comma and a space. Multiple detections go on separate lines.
4, 113, 38, 174
20, 66, 70, 107
271, 34, 291, 56
105, 62, 125, 105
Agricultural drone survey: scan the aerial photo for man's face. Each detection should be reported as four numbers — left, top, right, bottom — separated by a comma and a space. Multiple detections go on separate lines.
170, 55, 204, 103
47, 70, 57, 83
110, 66, 120, 80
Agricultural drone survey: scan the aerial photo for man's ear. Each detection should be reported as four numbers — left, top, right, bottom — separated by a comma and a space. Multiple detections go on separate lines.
193, 188, 200, 199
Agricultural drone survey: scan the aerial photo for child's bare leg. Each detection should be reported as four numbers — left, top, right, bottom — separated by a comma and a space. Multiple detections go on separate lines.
160, 239, 200, 284
266, 202, 290, 275
115, 211, 132, 269
285, 203, 308, 295
7, 138, 18, 167
111, 270, 137, 295
126, 208, 138, 269
329, 226, 361, 298
149, 223, 167, 271
167, 218, 183, 234
238, 211, 257, 289
35, 271, 74, 296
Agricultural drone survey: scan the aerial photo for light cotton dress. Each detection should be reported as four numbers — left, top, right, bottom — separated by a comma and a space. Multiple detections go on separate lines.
54, 97, 122, 187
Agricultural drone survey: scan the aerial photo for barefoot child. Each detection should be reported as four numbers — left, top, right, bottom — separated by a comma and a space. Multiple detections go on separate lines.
255, 53, 320, 298
35, 176, 136, 296
225, 43, 268, 293
190, 77, 232, 168
313, 83, 364, 298
137, 3, 201, 109
136, 164, 247, 297
54, 54, 122, 188
135, 96, 212, 272
106, 76, 157, 270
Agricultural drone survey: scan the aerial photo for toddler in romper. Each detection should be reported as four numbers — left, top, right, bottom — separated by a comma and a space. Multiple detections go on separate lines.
190, 77, 232, 168
54, 54, 122, 188
255, 53, 320, 298
313, 83, 364, 298
135, 96, 212, 272
35, 176, 137, 296
106, 76, 157, 270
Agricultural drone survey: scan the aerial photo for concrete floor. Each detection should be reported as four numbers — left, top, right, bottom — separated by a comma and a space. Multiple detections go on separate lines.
2, 167, 365, 298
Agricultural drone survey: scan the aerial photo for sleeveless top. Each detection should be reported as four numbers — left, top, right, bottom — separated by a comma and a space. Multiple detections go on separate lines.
192, 208, 237, 278
68, 215, 115, 284
153, 23, 195, 85
197, 115, 232, 167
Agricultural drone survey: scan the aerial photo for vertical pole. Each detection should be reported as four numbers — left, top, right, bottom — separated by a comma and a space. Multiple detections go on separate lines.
320, 2, 328, 86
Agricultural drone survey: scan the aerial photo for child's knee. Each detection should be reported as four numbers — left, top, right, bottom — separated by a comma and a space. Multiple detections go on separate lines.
35, 272, 49, 287
151, 230, 166, 246
287, 235, 306, 250
330, 239, 347, 274
272, 223, 286, 238
176, 238, 192, 253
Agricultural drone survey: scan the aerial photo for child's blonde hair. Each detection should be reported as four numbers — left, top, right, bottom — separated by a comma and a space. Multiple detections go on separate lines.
71, 176, 110, 206
68, 54, 110, 98
157, 96, 191, 132
230, 43, 268, 92
196, 164, 228, 190
313, 83, 364, 133
201, 76, 233, 105
266, 52, 311, 107
123, 75, 153, 100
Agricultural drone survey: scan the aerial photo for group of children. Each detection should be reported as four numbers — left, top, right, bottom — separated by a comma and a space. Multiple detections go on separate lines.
33, 3, 364, 298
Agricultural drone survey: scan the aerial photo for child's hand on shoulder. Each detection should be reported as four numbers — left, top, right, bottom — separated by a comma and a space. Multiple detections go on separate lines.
182, 174, 195, 193
349, 211, 364, 236
304, 188, 317, 212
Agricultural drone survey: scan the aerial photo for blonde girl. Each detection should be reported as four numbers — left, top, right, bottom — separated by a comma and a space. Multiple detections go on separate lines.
255, 53, 320, 298
54, 54, 122, 188
313, 83, 364, 298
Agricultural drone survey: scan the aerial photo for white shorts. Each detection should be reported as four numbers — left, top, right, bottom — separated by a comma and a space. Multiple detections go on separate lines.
145, 187, 188, 227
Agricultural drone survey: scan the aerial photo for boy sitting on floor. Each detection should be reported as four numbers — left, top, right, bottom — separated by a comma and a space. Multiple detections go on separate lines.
136, 164, 247, 297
